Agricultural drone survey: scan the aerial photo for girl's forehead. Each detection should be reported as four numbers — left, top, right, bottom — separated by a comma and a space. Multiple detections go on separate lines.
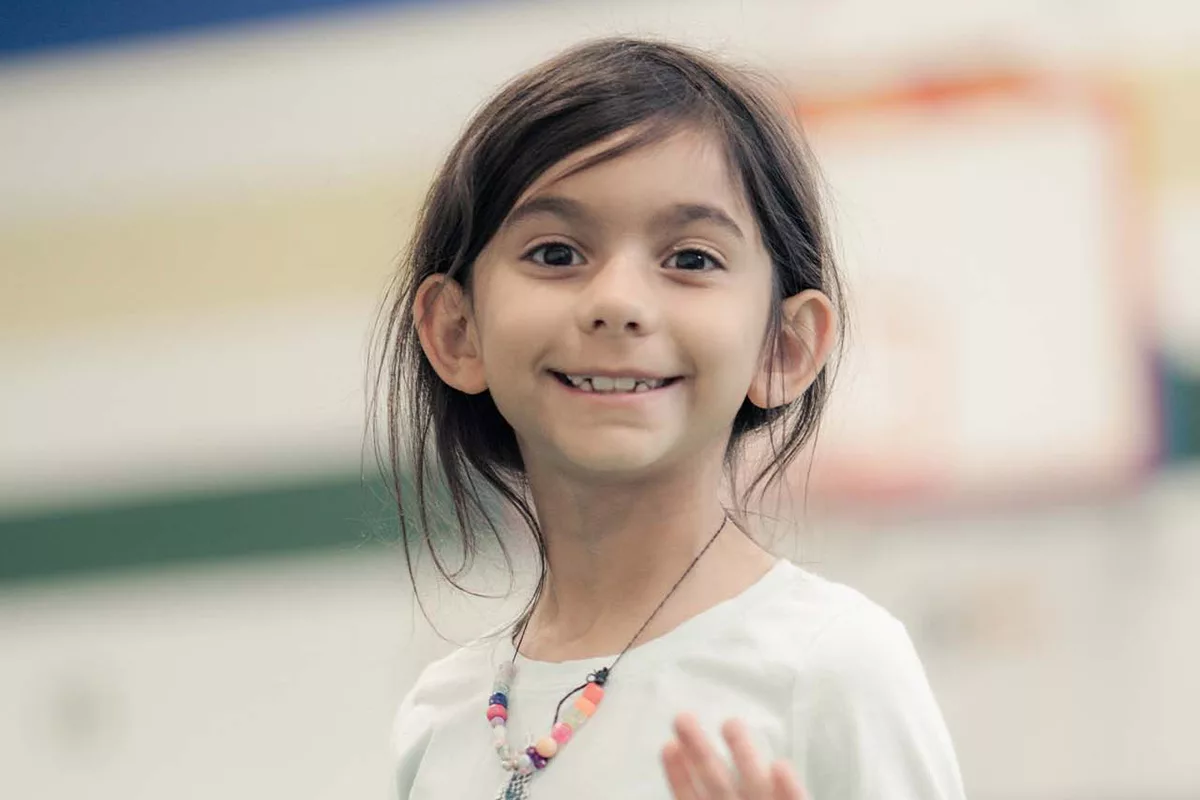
511, 125, 750, 217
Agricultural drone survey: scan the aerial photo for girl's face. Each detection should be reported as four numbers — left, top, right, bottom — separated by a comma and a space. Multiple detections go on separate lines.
468, 127, 775, 481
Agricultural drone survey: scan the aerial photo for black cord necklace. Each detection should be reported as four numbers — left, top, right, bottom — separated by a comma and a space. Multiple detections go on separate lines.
487, 511, 731, 798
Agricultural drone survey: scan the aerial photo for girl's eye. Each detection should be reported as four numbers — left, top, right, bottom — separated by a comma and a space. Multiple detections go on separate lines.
666, 248, 723, 271
525, 242, 584, 268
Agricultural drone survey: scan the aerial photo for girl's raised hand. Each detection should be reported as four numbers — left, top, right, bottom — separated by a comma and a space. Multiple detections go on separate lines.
662, 713, 807, 800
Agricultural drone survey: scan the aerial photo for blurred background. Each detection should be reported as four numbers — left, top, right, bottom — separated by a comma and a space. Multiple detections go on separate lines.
1, 0, 1197, 798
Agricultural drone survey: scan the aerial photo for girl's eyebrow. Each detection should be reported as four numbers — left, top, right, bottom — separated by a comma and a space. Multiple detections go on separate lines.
502, 195, 591, 231
654, 203, 744, 241
501, 196, 745, 241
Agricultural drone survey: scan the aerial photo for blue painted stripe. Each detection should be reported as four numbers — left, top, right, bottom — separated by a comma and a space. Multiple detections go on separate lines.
0, 0, 461, 60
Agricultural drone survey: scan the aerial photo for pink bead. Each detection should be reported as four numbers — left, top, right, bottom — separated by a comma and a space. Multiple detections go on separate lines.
551, 723, 572, 744
486, 704, 507, 722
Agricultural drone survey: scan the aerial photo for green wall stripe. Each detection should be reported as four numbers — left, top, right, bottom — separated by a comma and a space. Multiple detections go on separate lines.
0, 475, 402, 585
1164, 361, 1200, 462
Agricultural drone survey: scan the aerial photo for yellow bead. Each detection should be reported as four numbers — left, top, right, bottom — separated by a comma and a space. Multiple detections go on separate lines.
562, 706, 587, 728
535, 736, 558, 758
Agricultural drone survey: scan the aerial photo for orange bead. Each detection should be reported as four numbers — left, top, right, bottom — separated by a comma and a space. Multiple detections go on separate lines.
535, 736, 558, 758
582, 683, 605, 705
574, 697, 597, 717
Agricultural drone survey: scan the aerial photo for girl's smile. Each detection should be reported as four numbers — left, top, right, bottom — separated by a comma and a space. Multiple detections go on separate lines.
547, 370, 686, 413
548, 369, 683, 393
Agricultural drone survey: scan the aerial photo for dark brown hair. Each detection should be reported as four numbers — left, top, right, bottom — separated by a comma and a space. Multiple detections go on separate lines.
369, 37, 846, 616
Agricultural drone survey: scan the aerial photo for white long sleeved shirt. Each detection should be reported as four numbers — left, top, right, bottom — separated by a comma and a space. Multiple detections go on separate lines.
392, 559, 966, 799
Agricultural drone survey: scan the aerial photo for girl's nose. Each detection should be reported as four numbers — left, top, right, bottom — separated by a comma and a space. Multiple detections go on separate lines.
576, 255, 660, 337
588, 307, 642, 334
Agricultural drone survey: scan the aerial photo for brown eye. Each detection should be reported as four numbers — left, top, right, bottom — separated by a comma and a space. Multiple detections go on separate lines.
527, 243, 583, 267
666, 249, 722, 271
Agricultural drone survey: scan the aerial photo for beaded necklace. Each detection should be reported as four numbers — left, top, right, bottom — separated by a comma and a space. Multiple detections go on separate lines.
487, 512, 730, 800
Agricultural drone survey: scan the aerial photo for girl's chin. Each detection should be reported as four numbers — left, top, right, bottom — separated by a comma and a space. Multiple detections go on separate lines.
541, 442, 688, 482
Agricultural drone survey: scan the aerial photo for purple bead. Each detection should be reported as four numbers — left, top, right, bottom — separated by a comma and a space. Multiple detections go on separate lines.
530, 753, 548, 770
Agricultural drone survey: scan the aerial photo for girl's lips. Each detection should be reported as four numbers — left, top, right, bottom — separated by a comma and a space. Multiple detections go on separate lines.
548, 369, 679, 382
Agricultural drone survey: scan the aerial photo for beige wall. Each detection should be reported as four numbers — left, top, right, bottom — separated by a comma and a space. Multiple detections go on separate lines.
2, 1, 1198, 798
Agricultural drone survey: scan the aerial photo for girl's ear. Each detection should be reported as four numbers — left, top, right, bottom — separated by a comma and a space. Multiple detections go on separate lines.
413, 274, 489, 395
747, 289, 837, 409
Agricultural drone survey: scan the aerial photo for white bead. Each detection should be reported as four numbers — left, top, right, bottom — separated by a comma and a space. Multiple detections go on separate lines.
497, 662, 516, 683
516, 754, 534, 776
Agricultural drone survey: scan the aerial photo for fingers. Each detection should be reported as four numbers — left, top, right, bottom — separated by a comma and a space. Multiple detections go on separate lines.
770, 761, 807, 800
662, 713, 810, 800
662, 739, 701, 800
674, 713, 738, 797
722, 719, 771, 797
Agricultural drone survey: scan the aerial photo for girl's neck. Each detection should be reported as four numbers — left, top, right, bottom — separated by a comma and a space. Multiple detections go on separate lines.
516, 455, 777, 663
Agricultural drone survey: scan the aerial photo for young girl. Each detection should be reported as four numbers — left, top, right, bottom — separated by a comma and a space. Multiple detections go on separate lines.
380, 37, 965, 800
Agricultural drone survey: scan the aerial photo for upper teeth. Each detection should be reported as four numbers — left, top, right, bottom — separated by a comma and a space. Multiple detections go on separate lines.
565, 375, 668, 393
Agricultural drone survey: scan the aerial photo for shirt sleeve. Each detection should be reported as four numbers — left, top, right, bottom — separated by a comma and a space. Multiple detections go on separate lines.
391, 666, 436, 800
791, 607, 966, 800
